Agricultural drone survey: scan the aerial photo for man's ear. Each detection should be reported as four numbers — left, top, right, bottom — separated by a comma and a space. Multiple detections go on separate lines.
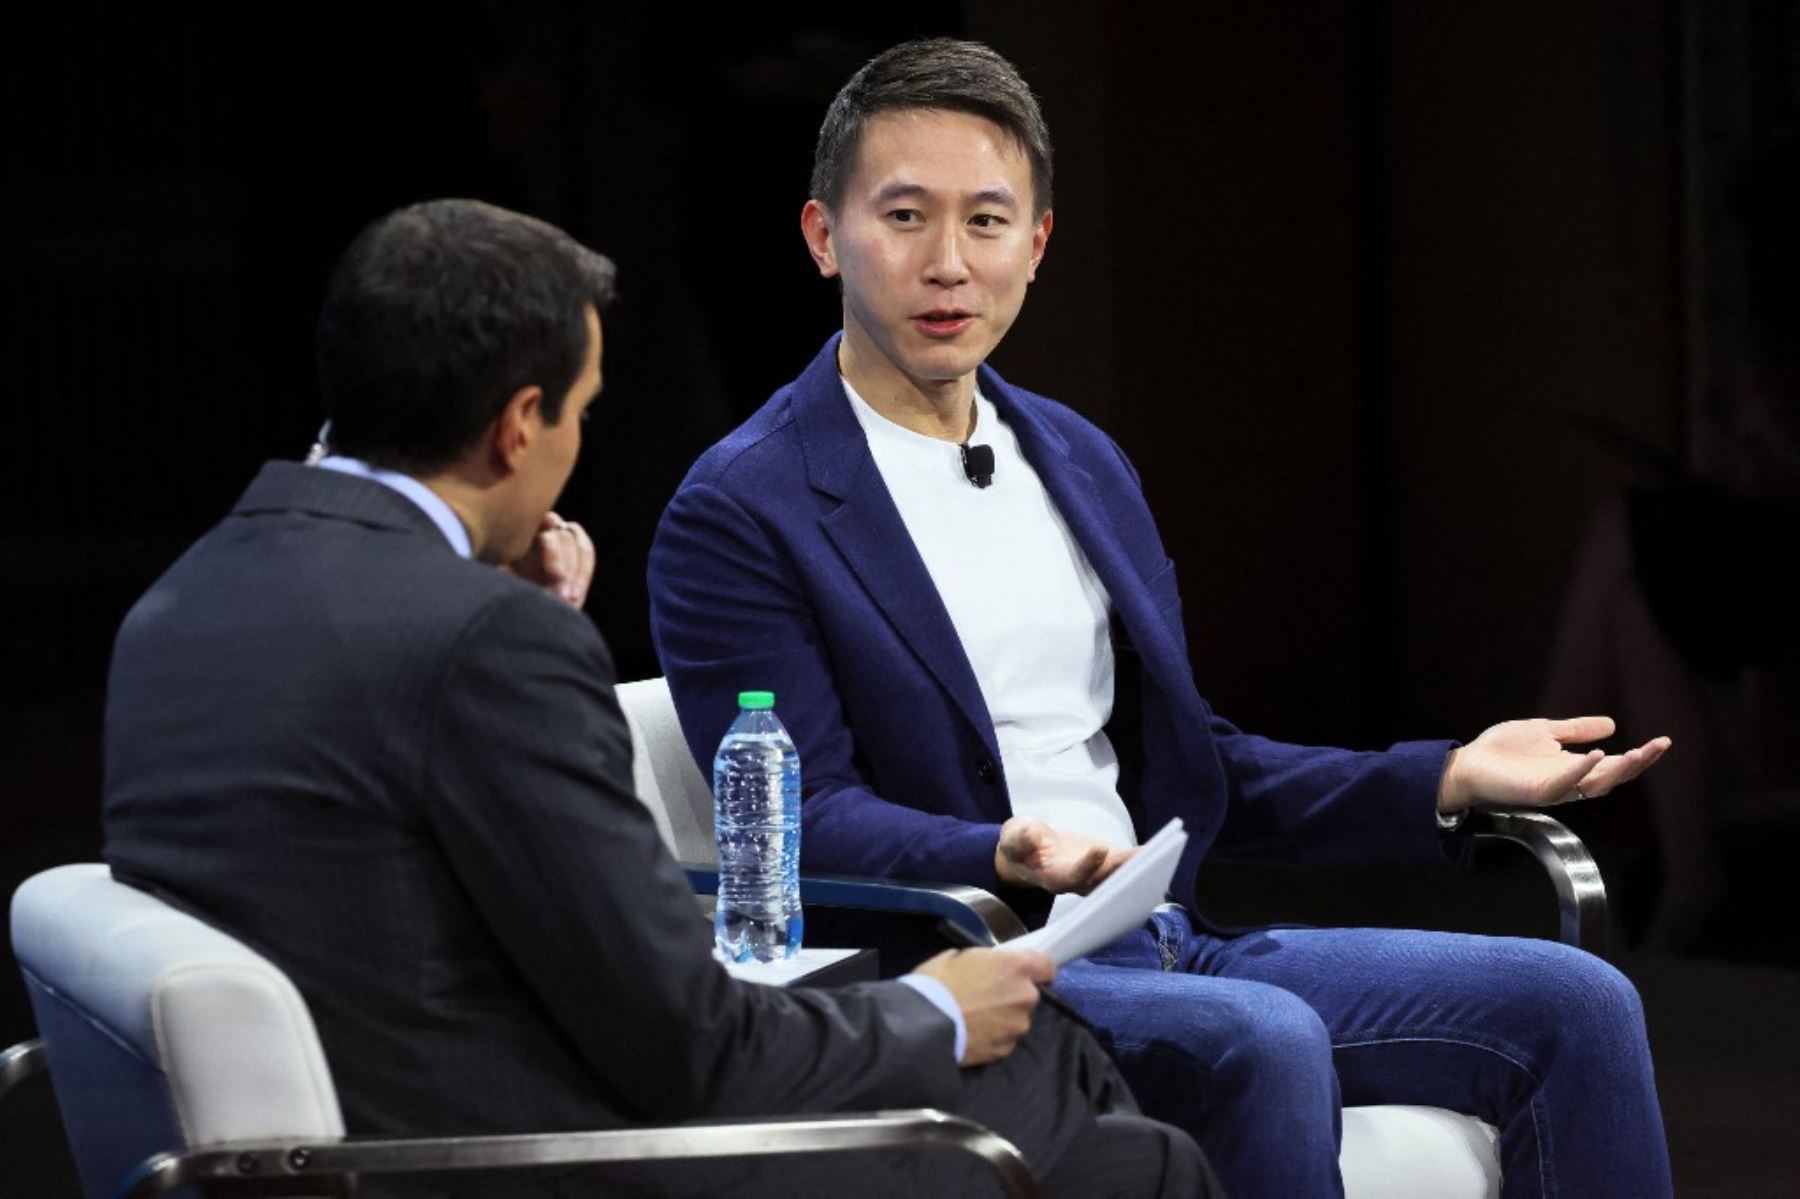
489, 384, 545, 475
800, 199, 840, 279
1026, 208, 1053, 284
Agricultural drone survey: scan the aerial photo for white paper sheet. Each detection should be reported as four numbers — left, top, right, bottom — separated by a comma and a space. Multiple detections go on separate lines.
1008, 818, 1187, 965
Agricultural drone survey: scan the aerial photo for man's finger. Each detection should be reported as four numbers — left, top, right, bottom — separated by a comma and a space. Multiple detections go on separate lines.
1579, 739, 1668, 797
1003, 826, 1049, 867
556, 525, 591, 604
569, 523, 596, 599
918, 948, 959, 971
1000, 817, 1043, 856
1545, 714, 1616, 745
1088, 846, 1139, 889
1066, 843, 1109, 891
542, 542, 576, 597
990, 1032, 1025, 1062
1003, 948, 1056, 985
1574, 756, 1628, 800
1546, 748, 1606, 803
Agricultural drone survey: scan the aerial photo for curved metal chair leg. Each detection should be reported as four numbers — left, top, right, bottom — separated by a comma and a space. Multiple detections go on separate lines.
0, 1038, 47, 1103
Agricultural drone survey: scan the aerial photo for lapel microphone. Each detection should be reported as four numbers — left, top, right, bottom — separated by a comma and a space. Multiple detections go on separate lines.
960, 442, 995, 488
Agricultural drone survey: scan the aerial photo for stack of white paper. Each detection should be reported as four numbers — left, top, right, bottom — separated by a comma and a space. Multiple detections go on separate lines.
1008, 819, 1188, 965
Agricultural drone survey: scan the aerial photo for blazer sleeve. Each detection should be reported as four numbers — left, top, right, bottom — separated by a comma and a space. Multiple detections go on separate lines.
421, 586, 961, 1121
650, 479, 1010, 889
1206, 720, 1464, 866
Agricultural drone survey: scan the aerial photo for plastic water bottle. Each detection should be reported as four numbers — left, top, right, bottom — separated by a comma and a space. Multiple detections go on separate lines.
712, 690, 803, 962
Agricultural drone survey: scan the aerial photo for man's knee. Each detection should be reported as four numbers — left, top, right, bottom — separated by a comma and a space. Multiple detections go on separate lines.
1547, 946, 1650, 1057
1509, 942, 1644, 1022
1487, 941, 1652, 1073
1130, 981, 1336, 1100
1202, 979, 1332, 1080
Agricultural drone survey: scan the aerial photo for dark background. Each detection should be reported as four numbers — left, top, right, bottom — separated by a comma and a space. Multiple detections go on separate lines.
4, 1, 1798, 1192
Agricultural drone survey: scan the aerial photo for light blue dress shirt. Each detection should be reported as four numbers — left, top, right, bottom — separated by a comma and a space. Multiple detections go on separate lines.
316, 455, 472, 559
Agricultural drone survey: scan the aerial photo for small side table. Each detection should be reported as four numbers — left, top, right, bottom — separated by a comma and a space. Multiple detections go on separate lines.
720, 947, 878, 987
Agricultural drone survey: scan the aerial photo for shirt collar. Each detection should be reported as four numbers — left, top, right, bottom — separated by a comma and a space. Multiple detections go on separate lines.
314, 456, 473, 559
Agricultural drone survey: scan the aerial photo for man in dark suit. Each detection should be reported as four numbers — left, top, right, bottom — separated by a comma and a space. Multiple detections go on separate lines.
101, 199, 1210, 1197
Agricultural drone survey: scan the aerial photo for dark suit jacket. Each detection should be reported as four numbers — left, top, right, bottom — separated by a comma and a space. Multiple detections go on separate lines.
650, 336, 1467, 912
103, 462, 959, 1147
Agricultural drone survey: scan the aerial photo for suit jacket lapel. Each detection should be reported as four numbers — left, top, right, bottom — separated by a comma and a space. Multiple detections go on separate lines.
793, 337, 1004, 765
979, 367, 1197, 719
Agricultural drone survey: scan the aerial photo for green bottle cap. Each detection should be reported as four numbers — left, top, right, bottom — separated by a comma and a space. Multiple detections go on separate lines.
737, 691, 775, 710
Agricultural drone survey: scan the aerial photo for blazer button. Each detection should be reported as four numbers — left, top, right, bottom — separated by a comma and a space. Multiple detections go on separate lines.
976, 757, 998, 785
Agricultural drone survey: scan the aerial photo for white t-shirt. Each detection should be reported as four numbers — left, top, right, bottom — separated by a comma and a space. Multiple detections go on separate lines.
844, 379, 1137, 919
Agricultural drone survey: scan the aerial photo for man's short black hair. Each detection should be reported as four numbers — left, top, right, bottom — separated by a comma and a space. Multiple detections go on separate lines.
811, 38, 1054, 218
318, 199, 616, 473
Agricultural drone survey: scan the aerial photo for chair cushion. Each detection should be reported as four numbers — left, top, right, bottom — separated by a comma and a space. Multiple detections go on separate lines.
1341, 1103, 1501, 1198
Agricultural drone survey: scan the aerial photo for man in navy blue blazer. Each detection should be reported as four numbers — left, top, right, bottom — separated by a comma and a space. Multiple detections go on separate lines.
651, 38, 1676, 1197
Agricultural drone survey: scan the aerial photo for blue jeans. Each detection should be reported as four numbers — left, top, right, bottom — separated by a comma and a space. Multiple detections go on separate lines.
1054, 908, 1671, 1198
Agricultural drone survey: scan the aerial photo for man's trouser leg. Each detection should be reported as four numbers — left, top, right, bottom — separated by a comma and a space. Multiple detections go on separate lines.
1059, 909, 1672, 1199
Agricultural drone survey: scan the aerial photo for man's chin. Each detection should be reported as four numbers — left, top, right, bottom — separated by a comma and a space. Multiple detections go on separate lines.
902, 344, 992, 386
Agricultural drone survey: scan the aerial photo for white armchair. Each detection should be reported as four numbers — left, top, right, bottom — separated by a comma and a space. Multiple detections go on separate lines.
10, 863, 1035, 1198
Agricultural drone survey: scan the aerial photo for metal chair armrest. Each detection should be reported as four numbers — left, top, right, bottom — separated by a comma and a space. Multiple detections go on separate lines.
683, 865, 1028, 945
0, 1038, 46, 1103
117, 1108, 1036, 1198
1469, 809, 1608, 952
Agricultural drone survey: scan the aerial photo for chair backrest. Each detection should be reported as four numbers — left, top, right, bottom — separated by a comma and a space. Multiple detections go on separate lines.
616, 676, 717, 865
10, 863, 344, 1198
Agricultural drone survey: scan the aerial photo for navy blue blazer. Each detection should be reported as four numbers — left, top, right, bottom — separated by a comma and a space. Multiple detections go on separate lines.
651, 336, 1463, 912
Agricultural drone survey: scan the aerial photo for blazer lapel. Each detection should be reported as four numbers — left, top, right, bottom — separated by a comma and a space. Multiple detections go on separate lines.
792, 337, 1003, 765
980, 368, 1197, 720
